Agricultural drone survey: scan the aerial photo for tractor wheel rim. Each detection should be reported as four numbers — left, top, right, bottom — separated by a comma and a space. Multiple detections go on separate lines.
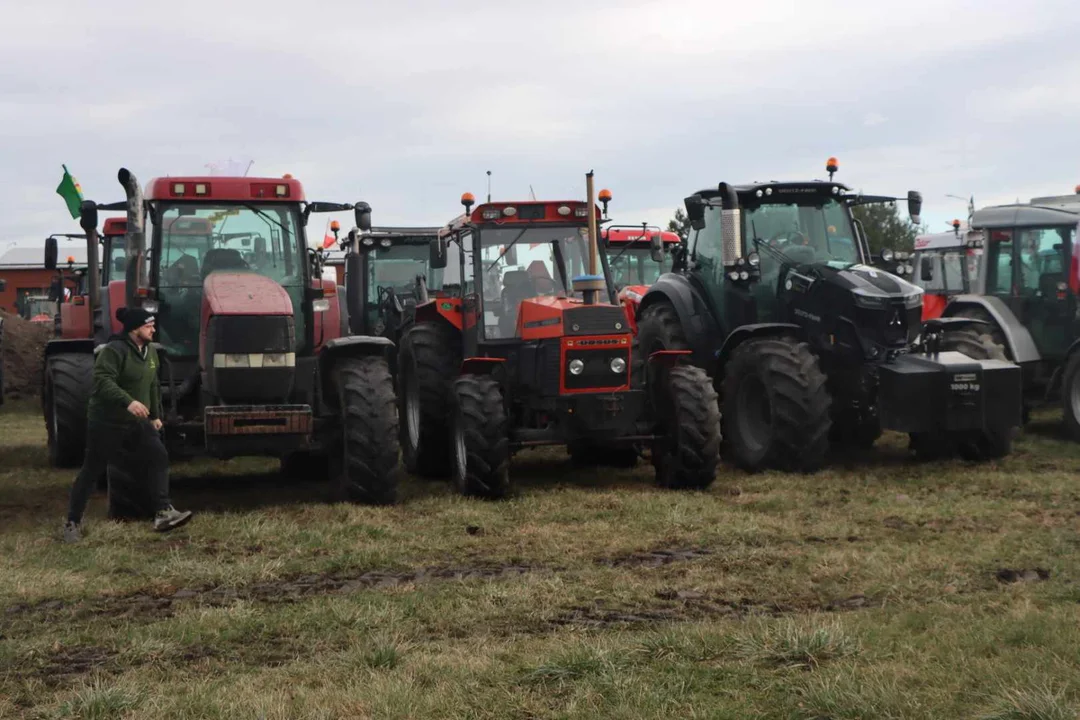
405, 367, 420, 449
453, 413, 467, 481
735, 375, 771, 453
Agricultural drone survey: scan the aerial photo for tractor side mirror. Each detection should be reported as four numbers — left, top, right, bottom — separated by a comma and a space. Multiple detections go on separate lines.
684, 195, 706, 230
45, 236, 58, 270
920, 255, 934, 282
354, 202, 372, 232
429, 238, 448, 269
649, 233, 664, 263
907, 191, 923, 225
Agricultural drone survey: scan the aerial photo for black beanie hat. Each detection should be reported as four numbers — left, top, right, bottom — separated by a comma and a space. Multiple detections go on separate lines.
117, 307, 156, 333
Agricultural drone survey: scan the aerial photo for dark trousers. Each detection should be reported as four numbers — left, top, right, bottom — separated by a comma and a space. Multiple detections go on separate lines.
67, 422, 171, 523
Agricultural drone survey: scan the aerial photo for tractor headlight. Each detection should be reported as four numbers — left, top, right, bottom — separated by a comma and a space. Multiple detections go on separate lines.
568, 359, 585, 376
610, 357, 626, 374
852, 289, 890, 310
901, 290, 924, 309
141, 299, 159, 313
880, 248, 894, 263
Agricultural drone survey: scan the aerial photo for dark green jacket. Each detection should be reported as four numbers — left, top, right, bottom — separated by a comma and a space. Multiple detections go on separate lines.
87, 336, 162, 430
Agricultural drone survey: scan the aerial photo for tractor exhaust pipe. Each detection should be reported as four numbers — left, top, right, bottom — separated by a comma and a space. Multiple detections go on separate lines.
574, 170, 607, 306
78, 201, 101, 323
117, 168, 147, 309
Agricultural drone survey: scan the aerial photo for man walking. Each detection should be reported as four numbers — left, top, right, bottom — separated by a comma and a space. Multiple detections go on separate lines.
63, 307, 192, 541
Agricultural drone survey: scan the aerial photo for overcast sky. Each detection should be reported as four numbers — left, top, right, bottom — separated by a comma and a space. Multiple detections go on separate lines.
1, 0, 1077, 252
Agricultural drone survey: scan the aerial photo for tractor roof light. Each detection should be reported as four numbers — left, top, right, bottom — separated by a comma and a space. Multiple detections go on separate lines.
275, 184, 288, 197
172, 182, 186, 196
194, 183, 209, 196
482, 208, 501, 220
379, 237, 392, 248
826, 156, 839, 173
362, 236, 375, 247
557, 205, 571, 216
574, 207, 589, 217
598, 188, 612, 217
330, 220, 340, 232
461, 192, 475, 212
502, 206, 517, 217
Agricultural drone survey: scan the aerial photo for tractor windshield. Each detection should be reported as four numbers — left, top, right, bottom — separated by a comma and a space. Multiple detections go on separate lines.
153, 203, 305, 357
367, 241, 444, 305
744, 198, 859, 274
605, 245, 673, 288
477, 225, 591, 339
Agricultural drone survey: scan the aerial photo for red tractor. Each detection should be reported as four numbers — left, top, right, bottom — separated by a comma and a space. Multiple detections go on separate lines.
43, 169, 399, 515
395, 174, 721, 496
599, 225, 681, 335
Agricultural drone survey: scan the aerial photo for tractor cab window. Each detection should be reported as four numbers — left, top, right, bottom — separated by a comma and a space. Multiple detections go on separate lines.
607, 245, 673, 288
918, 250, 966, 293
744, 199, 859, 274
1017, 226, 1073, 297
153, 203, 305, 357
477, 225, 589, 339
985, 230, 1014, 296
366, 241, 448, 306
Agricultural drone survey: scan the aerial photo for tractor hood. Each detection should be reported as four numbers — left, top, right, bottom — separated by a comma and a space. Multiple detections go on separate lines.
817, 263, 923, 303
517, 296, 630, 340
203, 272, 293, 316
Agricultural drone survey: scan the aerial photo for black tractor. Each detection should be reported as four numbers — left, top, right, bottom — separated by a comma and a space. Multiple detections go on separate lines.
636, 160, 1023, 471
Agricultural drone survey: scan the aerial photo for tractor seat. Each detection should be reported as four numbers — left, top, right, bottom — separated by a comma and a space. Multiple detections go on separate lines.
201, 249, 249, 277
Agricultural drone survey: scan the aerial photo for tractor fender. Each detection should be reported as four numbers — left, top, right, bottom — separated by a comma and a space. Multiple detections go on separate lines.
638, 273, 719, 368
715, 323, 805, 373
44, 338, 96, 359
943, 295, 1040, 364
318, 335, 395, 410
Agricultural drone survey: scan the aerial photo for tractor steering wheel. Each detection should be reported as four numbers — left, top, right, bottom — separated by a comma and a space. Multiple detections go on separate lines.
769, 230, 810, 249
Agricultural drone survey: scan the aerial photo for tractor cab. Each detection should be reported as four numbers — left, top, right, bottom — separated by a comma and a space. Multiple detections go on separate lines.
597, 225, 680, 333
912, 224, 984, 321
351, 226, 447, 342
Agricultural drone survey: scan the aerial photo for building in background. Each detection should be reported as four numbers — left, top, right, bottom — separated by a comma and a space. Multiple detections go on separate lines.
0, 245, 88, 318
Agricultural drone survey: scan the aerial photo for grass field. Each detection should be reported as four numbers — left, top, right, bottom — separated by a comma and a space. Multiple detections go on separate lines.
2, 398, 1080, 719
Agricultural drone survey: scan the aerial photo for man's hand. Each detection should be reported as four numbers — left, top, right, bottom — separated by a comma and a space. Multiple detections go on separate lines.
127, 400, 150, 418
151, 418, 163, 431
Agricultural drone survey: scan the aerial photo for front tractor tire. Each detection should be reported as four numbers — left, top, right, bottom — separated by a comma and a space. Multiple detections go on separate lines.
450, 374, 510, 500
651, 364, 721, 490
330, 355, 400, 505
399, 322, 460, 477
44, 353, 94, 468
722, 338, 832, 473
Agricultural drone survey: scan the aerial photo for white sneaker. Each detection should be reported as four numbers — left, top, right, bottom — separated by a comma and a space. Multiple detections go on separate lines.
153, 506, 193, 532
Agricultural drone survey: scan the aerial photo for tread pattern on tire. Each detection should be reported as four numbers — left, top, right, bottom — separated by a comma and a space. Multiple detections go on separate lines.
334, 355, 400, 505
722, 337, 832, 473
452, 374, 510, 499
399, 322, 459, 477
46, 353, 93, 468
653, 364, 721, 489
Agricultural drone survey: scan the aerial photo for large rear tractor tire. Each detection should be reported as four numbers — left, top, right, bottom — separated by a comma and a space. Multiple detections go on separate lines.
330, 355, 400, 505
398, 322, 460, 477
651, 364, 721, 490
44, 353, 93, 468
722, 338, 832, 473
450, 374, 510, 499
1062, 351, 1080, 442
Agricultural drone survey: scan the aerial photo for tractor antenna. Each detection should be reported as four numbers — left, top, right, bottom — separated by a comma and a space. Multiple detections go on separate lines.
529, 184, 536, 201
486, 170, 492, 203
